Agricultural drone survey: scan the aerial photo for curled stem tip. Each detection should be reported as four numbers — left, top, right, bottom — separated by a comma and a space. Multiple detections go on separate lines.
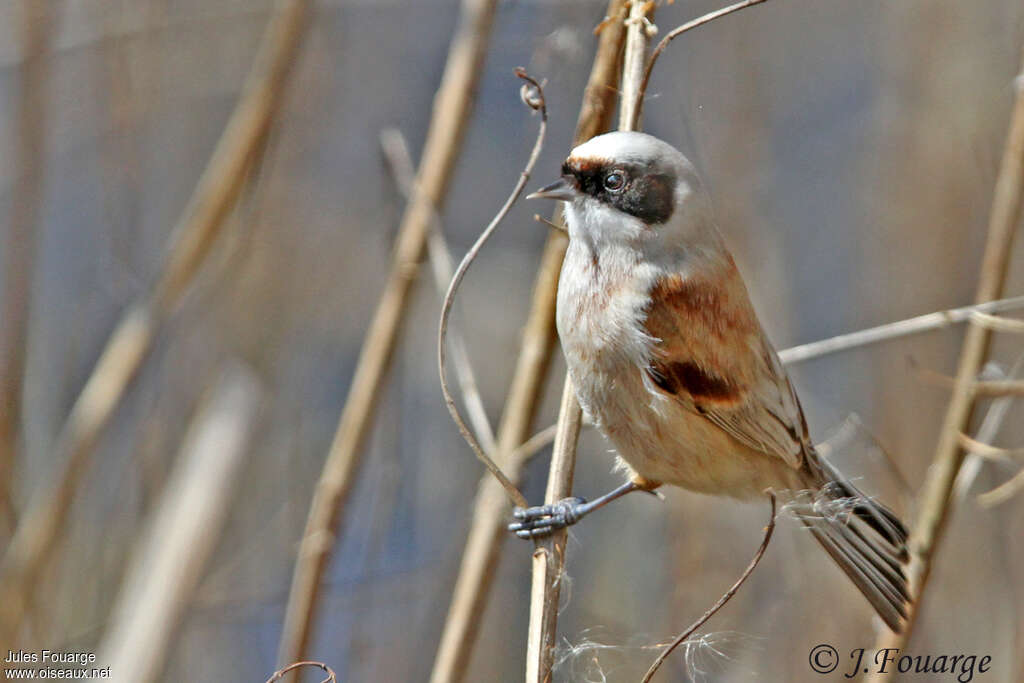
438, 69, 550, 509
265, 661, 337, 683
516, 67, 547, 115
631, 0, 768, 129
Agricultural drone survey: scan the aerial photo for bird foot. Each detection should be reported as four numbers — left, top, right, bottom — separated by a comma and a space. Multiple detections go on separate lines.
509, 496, 588, 539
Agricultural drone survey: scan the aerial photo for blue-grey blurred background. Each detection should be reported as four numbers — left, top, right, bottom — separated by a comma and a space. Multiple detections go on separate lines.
1, 0, 1023, 680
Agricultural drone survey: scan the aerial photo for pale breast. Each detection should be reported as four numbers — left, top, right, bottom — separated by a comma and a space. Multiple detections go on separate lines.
555, 241, 799, 497
556, 241, 658, 433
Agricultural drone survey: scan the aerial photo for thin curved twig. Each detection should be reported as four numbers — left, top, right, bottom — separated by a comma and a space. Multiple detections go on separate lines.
979, 468, 1024, 507
379, 128, 497, 453
265, 661, 337, 683
954, 352, 1024, 500
641, 493, 777, 683
957, 433, 1024, 461
438, 69, 549, 510
629, 0, 769, 130
428, 7, 628, 679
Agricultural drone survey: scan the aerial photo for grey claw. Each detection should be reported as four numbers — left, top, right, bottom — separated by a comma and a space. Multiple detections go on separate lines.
509, 497, 589, 539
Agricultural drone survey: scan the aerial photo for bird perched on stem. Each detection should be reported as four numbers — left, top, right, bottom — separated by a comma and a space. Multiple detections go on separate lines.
512, 131, 909, 632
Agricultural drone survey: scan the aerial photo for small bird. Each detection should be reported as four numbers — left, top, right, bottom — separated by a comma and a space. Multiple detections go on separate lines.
512, 131, 909, 632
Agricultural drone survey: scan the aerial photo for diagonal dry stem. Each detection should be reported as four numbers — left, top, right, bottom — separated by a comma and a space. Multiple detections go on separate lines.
438, 70, 550, 509
0, 0, 309, 646
428, 4, 628, 681
629, 0, 770, 131
0, 0, 52, 534
276, 0, 500, 668
379, 128, 496, 453
953, 353, 1024, 501
867, 47, 1024, 662
778, 295, 1024, 365
641, 493, 777, 683
97, 365, 263, 683
956, 433, 1024, 460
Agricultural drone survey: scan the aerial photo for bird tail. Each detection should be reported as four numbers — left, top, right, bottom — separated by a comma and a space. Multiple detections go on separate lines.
794, 457, 910, 632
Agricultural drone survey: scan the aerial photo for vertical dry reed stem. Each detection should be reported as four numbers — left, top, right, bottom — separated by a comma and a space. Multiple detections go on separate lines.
0, 0, 308, 645
524, 2, 652, 681
98, 365, 262, 683
277, 0, 499, 668
524, 379, 584, 683
868, 47, 1024, 662
0, 0, 52, 533
428, 4, 627, 681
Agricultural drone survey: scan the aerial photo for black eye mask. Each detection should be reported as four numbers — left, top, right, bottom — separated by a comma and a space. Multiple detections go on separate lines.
564, 161, 676, 225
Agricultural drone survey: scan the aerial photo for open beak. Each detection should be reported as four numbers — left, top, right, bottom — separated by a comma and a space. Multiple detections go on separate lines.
526, 176, 577, 201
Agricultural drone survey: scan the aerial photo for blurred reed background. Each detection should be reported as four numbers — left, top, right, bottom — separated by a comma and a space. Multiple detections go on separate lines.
1, 0, 1023, 681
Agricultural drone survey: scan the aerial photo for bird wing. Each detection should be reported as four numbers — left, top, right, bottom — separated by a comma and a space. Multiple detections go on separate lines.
642, 261, 810, 470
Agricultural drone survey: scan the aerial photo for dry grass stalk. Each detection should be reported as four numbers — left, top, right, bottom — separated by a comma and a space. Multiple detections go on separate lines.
956, 433, 1024, 461
524, 1, 654, 680
978, 469, 1024, 506
908, 360, 1024, 398
524, 379, 586, 683
0, 0, 53, 534
0, 0, 309, 645
428, 4, 628, 681
630, 0, 769, 130
953, 354, 1023, 501
277, 0, 500, 668
778, 294, 1024, 365
97, 365, 262, 683
868, 47, 1024, 660
379, 128, 497, 453
969, 379, 1024, 397
969, 310, 1024, 333
641, 494, 777, 683
438, 69, 550, 507
265, 661, 337, 683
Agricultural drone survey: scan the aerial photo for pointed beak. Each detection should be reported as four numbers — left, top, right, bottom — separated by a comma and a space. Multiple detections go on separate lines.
526, 176, 577, 201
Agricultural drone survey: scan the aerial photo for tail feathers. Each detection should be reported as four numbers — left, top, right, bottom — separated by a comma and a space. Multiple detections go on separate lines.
796, 461, 910, 632
820, 464, 908, 553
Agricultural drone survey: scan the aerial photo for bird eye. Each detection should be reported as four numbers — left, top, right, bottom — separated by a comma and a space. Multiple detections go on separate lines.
603, 171, 625, 192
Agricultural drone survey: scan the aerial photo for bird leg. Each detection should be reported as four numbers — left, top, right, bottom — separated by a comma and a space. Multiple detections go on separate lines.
509, 480, 652, 539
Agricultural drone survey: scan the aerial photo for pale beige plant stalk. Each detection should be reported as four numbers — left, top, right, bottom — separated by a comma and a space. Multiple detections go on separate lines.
429, 4, 628, 681
524, 2, 654, 680
0, 0, 309, 646
379, 128, 497, 454
437, 69, 550, 507
0, 0, 52, 534
867, 47, 1024, 665
98, 365, 263, 683
277, 0, 499, 668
